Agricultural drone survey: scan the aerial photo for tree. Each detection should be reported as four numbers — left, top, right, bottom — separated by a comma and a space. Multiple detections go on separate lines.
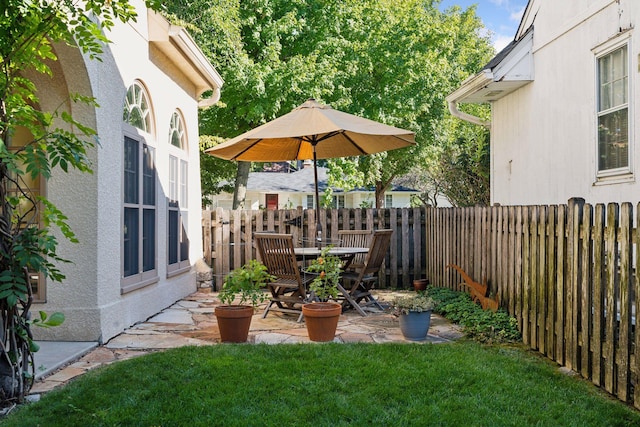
402, 107, 491, 207
168, 0, 493, 208
0, 0, 160, 404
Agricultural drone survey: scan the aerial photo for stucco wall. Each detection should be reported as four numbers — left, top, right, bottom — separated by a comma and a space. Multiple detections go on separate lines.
33, 1, 205, 342
491, 0, 639, 206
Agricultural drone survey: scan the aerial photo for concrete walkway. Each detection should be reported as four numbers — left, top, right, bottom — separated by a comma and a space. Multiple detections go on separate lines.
30, 289, 463, 395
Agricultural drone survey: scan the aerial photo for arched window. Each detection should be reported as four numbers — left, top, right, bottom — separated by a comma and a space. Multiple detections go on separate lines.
167, 111, 190, 273
168, 111, 186, 149
122, 82, 157, 291
123, 82, 152, 133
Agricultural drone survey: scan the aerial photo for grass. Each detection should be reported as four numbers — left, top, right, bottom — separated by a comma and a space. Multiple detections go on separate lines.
3, 342, 640, 426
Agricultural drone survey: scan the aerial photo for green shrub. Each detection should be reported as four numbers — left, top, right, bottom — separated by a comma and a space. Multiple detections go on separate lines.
427, 286, 521, 344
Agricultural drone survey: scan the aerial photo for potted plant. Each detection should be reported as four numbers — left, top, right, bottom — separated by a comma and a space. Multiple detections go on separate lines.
391, 292, 435, 341
215, 259, 274, 343
302, 247, 343, 342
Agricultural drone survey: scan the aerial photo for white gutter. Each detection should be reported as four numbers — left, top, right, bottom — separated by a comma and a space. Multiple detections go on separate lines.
446, 71, 492, 128
168, 26, 224, 108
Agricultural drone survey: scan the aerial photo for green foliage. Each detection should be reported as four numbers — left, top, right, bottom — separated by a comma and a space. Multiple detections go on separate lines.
390, 292, 435, 315
428, 286, 521, 344
0, 0, 162, 403
305, 247, 341, 301
218, 259, 274, 307
166, 0, 494, 205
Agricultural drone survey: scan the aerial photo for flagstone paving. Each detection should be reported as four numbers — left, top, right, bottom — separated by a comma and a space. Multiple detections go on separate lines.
29, 289, 463, 395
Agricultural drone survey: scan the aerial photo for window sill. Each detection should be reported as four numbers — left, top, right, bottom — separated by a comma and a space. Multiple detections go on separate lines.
121, 276, 159, 295
167, 264, 191, 279
593, 172, 634, 186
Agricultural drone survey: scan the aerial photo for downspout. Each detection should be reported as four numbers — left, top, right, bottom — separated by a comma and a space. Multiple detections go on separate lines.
448, 100, 490, 128
198, 87, 221, 109
446, 71, 493, 128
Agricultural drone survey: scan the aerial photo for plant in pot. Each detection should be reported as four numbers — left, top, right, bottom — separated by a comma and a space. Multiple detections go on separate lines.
215, 259, 274, 343
391, 292, 435, 341
302, 247, 343, 342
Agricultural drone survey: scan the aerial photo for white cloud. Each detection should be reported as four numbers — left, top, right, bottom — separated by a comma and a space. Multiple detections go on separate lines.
510, 6, 525, 22
493, 34, 513, 52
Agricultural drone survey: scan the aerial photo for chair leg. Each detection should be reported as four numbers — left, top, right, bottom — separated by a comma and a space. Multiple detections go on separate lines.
337, 283, 367, 316
262, 302, 274, 318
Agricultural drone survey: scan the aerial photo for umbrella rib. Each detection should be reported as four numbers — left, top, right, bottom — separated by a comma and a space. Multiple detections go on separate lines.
339, 132, 367, 156
230, 138, 263, 160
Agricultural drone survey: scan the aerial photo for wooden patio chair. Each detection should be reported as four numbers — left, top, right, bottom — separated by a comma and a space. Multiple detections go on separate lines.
337, 229, 373, 272
255, 233, 313, 322
338, 229, 393, 316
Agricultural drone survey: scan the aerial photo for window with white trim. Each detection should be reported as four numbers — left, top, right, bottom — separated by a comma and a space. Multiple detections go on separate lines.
597, 44, 629, 174
306, 195, 315, 209
331, 194, 345, 209
385, 194, 393, 208
122, 82, 157, 291
167, 111, 190, 273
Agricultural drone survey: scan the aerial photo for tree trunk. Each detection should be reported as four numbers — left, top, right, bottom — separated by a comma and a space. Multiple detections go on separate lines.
375, 181, 387, 209
232, 161, 250, 209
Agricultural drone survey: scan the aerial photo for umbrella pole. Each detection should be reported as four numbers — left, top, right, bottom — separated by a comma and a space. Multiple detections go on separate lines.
313, 146, 322, 248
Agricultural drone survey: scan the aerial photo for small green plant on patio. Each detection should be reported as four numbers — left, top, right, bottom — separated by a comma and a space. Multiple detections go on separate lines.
305, 247, 342, 301
218, 259, 274, 308
389, 293, 435, 316
428, 286, 521, 344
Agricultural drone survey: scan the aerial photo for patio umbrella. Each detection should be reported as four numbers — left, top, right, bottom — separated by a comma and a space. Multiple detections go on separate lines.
206, 98, 415, 243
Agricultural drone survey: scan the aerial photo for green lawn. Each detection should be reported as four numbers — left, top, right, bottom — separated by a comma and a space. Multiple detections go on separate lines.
3, 342, 640, 426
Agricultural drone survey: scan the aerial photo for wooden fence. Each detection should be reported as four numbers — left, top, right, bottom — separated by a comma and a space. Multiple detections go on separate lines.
202, 206, 426, 290
426, 198, 640, 410
202, 199, 640, 408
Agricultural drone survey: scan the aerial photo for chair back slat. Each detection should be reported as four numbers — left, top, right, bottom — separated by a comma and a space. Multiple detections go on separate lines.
361, 229, 393, 276
255, 233, 301, 282
338, 230, 373, 271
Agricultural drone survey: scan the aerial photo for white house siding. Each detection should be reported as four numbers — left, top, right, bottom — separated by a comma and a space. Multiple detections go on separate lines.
32, 1, 212, 342
491, 0, 639, 206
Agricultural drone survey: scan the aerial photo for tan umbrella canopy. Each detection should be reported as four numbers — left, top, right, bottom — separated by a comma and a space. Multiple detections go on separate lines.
206, 98, 415, 243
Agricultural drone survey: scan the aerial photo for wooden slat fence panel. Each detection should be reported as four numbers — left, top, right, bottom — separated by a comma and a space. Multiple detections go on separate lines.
202, 200, 640, 409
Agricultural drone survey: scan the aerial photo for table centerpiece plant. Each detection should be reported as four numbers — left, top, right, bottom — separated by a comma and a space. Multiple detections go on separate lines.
215, 259, 274, 343
302, 247, 343, 342
391, 292, 435, 341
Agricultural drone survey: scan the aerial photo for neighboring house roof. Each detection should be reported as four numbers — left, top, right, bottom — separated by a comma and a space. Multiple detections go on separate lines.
247, 167, 417, 193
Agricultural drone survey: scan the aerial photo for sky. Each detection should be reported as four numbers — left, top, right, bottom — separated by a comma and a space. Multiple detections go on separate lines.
439, 0, 529, 51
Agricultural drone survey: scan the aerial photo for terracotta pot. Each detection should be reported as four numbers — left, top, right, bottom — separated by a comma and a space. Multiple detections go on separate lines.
302, 302, 342, 342
413, 279, 429, 291
215, 305, 254, 343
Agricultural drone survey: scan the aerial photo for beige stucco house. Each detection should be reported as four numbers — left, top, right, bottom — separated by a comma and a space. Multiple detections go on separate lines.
29, 1, 222, 342
448, 0, 639, 205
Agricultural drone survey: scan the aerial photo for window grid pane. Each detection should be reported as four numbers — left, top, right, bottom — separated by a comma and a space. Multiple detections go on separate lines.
168, 209, 178, 264
597, 45, 629, 172
142, 208, 155, 272
598, 109, 629, 171
124, 137, 138, 204
180, 160, 188, 209
123, 207, 139, 277
180, 214, 189, 262
169, 156, 178, 203
143, 145, 155, 206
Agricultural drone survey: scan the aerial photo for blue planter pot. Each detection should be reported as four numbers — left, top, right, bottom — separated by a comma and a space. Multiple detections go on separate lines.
399, 310, 432, 341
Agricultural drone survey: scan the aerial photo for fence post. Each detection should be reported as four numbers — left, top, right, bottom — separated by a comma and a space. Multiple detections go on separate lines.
566, 197, 585, 371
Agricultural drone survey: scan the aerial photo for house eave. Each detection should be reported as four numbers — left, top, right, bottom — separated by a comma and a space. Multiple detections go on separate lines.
147, 10, 224, 108
447, 26, 534, 107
